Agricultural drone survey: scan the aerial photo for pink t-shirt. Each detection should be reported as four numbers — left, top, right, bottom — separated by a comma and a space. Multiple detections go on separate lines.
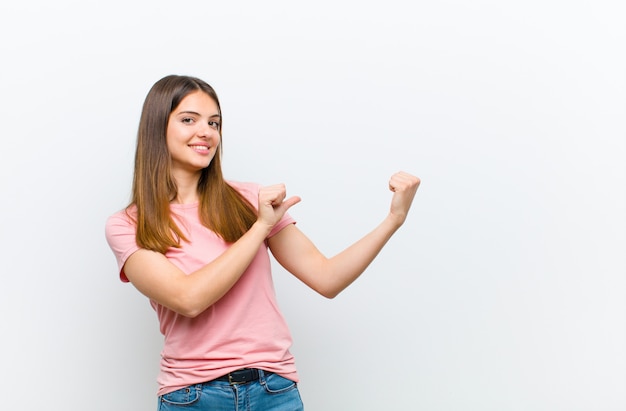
105, 181, 299, 396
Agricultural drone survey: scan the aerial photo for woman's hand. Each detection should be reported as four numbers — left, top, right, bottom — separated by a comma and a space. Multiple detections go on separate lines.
257, 184, 301, 229
387, 171, 420, 227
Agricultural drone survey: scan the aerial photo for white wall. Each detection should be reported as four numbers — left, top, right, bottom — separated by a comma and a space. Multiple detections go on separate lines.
1, 1, 624, 410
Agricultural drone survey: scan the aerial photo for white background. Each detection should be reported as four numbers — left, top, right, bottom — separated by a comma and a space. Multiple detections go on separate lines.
1, 1, 624, 410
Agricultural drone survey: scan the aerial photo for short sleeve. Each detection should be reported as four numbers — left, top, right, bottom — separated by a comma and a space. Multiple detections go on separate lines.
104, 210, 139, 283
267, 212, 296, 238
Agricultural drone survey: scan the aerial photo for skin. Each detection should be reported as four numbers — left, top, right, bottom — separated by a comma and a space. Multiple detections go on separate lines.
124, 90, 421, 318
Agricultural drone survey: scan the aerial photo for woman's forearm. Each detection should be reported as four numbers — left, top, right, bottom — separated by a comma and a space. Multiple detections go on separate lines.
321, 215, 401, 297
180, 221, 272, 316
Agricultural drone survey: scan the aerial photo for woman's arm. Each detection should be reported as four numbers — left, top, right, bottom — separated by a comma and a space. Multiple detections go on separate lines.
268, 171, 420, 298
123, 184, 300, 318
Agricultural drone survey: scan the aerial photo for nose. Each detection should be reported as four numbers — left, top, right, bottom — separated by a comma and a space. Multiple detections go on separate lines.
197, 122, 218, 139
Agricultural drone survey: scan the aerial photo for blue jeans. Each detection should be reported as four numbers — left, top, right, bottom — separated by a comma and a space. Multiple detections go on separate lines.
157, 370, 304, 411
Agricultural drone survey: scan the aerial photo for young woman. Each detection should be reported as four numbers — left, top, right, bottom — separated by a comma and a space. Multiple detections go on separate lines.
105, 74, 420, 411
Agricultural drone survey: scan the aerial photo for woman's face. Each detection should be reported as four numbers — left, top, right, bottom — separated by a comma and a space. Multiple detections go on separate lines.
166, 90, 221, 178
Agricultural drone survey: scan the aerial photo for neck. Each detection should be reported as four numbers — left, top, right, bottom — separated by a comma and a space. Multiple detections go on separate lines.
172, 171, 201, 204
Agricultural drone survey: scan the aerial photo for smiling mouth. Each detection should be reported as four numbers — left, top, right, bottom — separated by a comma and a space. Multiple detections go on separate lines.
189, 145, 210, 152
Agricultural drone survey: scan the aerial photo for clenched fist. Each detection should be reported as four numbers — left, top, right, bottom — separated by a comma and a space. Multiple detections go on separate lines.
387, 171, 420, 226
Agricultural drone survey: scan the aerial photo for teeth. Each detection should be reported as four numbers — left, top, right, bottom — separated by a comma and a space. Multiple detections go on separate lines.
190, 145, 209, 151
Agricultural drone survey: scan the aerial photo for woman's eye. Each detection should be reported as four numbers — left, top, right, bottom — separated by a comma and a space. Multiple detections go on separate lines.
208, 121, 220, 130
182, 117, 194, 124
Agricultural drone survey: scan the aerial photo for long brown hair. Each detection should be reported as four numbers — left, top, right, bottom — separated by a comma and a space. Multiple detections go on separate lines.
130, 75, 257, 253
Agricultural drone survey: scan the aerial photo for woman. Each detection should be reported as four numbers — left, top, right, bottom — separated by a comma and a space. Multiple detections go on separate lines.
105, 74, 420, 410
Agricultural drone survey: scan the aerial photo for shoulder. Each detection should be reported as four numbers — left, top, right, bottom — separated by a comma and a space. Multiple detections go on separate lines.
105, 206, 137, 239
106, 206, 136, 227
226, 180, 260, 202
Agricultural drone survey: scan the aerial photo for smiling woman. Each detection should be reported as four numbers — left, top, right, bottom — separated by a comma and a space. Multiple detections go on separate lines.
166, 91, 221, 185
104, 74, 420, 411
130, 76, 259, 253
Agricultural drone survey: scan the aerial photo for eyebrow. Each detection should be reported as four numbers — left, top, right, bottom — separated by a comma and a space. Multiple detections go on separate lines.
177, 110, 221, 119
